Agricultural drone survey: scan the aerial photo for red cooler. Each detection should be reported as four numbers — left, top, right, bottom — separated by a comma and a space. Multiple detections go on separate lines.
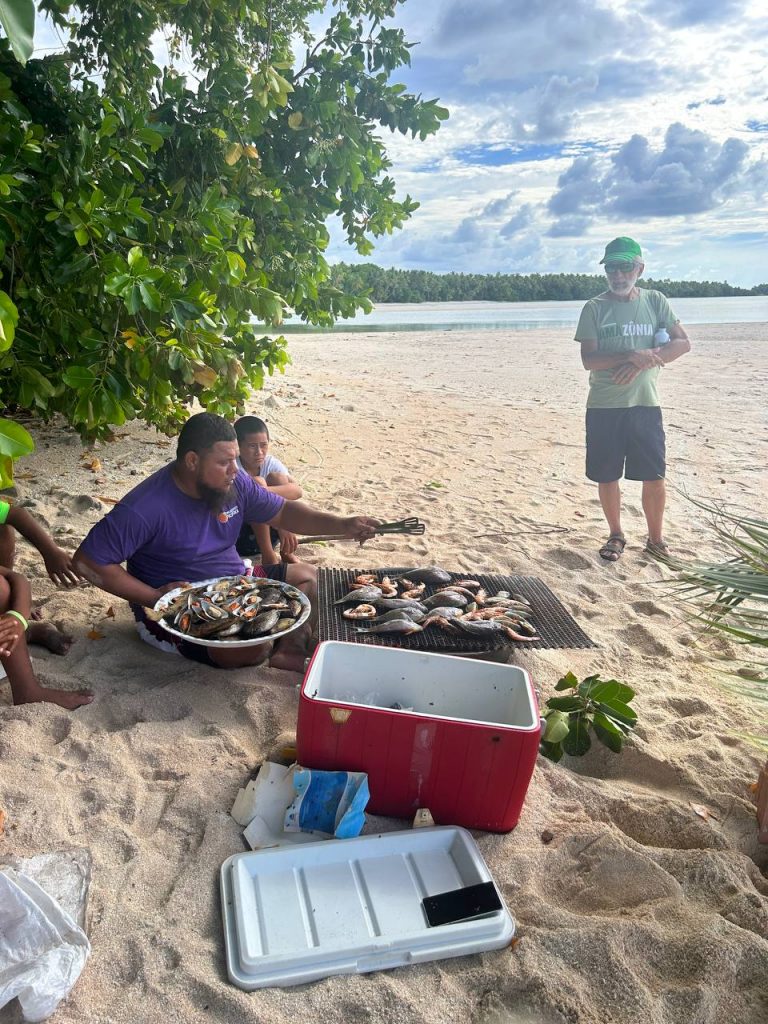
296, 641, 540, 833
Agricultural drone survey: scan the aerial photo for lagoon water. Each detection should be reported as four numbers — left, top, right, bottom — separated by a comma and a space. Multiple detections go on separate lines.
280, 295, 768, 333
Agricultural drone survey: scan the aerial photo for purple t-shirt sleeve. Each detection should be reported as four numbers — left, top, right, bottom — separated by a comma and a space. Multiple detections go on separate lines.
79, 502, 155, 566
238, 470, 285, 523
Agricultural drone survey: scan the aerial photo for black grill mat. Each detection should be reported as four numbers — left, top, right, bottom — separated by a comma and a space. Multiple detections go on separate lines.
317, 567, 596, 653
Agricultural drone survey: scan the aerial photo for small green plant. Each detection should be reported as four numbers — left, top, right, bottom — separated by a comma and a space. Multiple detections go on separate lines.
540, 672, 638, 762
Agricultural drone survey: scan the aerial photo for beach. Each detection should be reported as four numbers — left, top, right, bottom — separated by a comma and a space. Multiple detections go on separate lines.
1, 321, 767, 1023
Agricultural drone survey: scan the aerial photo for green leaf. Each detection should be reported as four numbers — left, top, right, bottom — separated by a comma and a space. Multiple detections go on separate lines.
592, 712, 625, 753
543, 711, 570, 744
126, 284, 142, 314
62, 365, 96, 389
555, 671, 579, 691
0, 290, 19, 352
74, 227, 90, 246
139, 280, 162, 311
226, 251, 246, 282
127, 246, 146, 270
588, 680, 636, 704
136, 127, 165, 151
0, 418, 34, 464
595, 699, 637, 729
546, 696, 583, 713
100, 113, 120, 137
539, 739, 564, 763
562, 714, 592, 757
0, 0, 35, 65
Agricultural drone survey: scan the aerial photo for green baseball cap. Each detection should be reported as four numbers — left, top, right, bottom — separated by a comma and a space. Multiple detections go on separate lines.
599, 236, 643, 265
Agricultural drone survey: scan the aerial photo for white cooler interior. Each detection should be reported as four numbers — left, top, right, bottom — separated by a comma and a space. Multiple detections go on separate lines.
304, 641, 537, 729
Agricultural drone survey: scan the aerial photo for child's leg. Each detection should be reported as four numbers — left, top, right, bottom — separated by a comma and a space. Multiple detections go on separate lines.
0, 575, 92, 709
0, 525, 14, 568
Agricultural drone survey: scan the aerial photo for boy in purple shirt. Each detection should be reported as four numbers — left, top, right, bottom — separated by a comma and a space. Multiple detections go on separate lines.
75, 413, 378, 673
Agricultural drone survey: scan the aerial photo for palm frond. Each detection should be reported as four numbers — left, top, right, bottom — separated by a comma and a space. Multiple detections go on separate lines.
659, 493, 768, 730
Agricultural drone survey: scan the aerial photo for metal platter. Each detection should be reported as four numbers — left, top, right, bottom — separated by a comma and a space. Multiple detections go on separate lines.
153, 575, 311, 649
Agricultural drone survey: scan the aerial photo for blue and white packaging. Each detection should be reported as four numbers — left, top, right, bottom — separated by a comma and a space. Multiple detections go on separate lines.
284, 768, 369, 839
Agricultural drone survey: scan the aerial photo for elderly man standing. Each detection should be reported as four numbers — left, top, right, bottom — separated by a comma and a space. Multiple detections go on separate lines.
575, 237, 691, 562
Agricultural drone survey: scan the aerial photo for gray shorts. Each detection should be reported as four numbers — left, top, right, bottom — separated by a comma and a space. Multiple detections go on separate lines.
586, 407, 666, 483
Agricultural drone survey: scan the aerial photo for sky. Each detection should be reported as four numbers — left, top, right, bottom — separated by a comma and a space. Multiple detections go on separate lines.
319, 0, 768, 287
31, 1, 768, 287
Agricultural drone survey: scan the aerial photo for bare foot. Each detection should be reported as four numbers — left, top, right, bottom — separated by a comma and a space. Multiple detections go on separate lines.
30, 608, 43, 621
14, 687, 93, 709
27, 621, 73, 655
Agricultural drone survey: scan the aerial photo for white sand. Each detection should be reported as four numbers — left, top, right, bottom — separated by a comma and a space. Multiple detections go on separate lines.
1, 322, 767, 1023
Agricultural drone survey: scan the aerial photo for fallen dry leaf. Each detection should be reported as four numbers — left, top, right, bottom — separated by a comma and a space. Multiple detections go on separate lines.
690, 802, 719, 822
509, 937, 521, 951
105, 606, 116, 619
82, 457, 102, 472
97, 496, 120, 505
87, 628, 105, 640
0, 807, 6, 835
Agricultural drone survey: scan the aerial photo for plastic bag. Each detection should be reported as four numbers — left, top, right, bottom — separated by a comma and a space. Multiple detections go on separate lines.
0, 869, 90, 1022
284, 768, 369, 839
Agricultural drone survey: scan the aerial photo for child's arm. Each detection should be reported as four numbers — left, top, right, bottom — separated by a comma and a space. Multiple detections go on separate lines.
251, 522, 280, 566
265, 471, 303, 501
6, 505, 85, 587
0, 566, 32, 657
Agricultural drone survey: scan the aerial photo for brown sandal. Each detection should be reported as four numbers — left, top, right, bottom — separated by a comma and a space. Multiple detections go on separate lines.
599, 534, 626, 562
645, 539, 670, 558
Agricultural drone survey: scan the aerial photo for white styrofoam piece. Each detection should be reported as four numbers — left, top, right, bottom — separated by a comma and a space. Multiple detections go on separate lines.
231, 762, 294, 827
304, 642, 538, 730
243, 815, 324, 851
233, 762, 328, 850
220, 826, 514, 989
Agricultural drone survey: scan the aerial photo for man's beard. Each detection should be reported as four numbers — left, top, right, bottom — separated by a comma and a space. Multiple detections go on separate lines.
608, 275, 638, 297
198, 481, 236, 513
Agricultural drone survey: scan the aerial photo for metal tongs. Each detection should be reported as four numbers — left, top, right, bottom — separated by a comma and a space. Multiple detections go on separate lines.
297, 516, 426, 545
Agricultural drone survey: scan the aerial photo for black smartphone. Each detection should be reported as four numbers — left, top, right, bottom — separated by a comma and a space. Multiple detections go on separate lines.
422, 881, 502, 927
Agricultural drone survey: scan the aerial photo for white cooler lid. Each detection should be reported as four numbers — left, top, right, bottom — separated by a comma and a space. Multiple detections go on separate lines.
220, 826, 514, 989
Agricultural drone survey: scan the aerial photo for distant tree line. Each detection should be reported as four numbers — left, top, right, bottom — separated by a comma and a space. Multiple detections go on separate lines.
329, 263, 768, 303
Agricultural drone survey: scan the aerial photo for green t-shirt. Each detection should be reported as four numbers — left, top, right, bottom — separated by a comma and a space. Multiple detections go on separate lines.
574, 288, 679, 409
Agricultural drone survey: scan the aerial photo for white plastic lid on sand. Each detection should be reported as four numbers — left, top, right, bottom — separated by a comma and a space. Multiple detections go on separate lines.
220, 825, 514, 990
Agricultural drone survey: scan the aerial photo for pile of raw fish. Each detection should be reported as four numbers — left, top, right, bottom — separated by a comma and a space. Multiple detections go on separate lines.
149, 575, 307, 641
335, 566, 539, 642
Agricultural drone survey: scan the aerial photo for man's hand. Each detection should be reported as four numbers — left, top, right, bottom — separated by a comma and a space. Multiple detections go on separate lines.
0, 612, 25, 657
612, 362, 643, 385
154, 580, 190, 601
342, 516, 381, 545
627, 348, 665, 371
42, 545, 88, 589
260, 547, 281, 567
278, 529, 298, 556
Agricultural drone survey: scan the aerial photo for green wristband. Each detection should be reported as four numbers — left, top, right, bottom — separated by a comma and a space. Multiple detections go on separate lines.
6, 609, 28, 631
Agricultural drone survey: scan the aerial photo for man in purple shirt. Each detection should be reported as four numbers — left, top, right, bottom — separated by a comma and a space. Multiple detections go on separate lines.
75, 413, 378, 673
